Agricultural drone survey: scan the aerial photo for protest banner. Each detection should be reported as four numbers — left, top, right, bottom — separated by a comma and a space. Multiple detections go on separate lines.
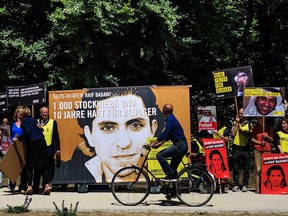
0, 141, 26, 184
261, 154, 288, 194
243, 87, 285, 117
197, 106, 217, 134
49, 86, 191, 184
0, 92, 8, 113
203, 138, 230, 179
213, 66, 254, 99
7, 83, 46, 107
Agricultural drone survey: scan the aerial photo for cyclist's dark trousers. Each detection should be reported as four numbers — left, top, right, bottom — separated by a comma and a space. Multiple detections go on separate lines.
156, 140, 188, 176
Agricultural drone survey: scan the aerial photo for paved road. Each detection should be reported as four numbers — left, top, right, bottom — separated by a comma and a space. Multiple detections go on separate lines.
0, 187, 288, 214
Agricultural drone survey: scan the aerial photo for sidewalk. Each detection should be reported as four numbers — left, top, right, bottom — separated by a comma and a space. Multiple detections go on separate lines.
1, 187, 288, 214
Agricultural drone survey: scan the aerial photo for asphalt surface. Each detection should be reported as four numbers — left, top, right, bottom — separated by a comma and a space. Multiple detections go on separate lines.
0, 186, 288, 214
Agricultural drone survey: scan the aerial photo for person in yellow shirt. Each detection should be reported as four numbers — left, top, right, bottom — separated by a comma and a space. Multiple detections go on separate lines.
276, 118, 288, 154
230, 108, 251, 192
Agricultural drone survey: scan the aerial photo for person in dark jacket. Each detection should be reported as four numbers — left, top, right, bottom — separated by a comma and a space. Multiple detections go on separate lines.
13, 106, 50, 195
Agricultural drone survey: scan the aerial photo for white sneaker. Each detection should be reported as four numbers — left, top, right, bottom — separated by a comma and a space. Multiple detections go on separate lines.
232, 186, 240, 192
241, 185, 248, 192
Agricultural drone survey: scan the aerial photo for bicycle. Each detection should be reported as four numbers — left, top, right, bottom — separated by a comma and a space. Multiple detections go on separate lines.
111, 146, 214, 207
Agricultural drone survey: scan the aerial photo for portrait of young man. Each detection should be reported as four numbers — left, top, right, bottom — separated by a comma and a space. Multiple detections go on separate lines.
243, 87, 285, 117
54, 87, 165, 183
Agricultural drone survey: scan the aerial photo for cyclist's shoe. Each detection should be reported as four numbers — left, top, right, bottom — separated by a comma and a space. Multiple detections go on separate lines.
199, 183, 207, 193
165, 191, 177, 200
160, 174, 177, 182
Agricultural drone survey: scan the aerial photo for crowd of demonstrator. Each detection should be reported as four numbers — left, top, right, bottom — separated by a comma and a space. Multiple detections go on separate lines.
0, 106, 60, 195
189, 105, 288, 194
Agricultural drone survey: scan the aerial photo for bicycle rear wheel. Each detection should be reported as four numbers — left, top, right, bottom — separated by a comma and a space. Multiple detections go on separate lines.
111, 166, 150, 206
176, 167, 214, 207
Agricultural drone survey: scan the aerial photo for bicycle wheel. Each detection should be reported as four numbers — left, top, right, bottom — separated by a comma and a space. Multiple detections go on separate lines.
176, 167, 214, 207
111, 166, 150, 206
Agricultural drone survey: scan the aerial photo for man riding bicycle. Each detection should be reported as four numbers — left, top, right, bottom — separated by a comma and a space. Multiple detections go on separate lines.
147, 104, 188, 182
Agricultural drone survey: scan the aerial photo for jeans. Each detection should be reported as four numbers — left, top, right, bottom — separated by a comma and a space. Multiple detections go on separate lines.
156, 140, 188, 176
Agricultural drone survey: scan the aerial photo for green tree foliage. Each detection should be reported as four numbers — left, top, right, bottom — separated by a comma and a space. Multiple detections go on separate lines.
1, 0, 288, 123
46, 0, 181, 89
0, 0, 54, 88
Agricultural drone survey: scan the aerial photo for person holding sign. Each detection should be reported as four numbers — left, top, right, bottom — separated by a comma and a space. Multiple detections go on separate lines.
33, 106, 61, 193
0, 117, 10, 188
276, 118, 288, 154
9, 107, 27, 193
231, 108, 251, 192
251, 117, 274, 193
263, 165, 288, 193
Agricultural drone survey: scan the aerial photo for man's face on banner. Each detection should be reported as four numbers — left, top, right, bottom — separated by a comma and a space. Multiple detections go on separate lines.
269, 170, 283, 187
91, 95, 157, 174
255, 96, 277, 115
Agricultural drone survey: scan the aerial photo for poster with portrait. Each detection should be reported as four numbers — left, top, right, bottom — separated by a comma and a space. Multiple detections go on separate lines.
212, 66, 254, 99
49, 86, 191, 184
261, 154, 288, 194
203, 138, 230, 179
197, 106, 217, 134
243, 87, 285, 117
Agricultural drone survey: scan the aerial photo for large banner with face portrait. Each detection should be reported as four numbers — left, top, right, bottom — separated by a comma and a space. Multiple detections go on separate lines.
49, 86, 190, 184
243, 87, 285, 117
261, 154, 288, 194
212, 66, 254, 99
203, 138, 230, 179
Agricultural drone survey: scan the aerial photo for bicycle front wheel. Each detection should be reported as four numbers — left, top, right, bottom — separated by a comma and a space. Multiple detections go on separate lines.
176, 167, 214, 207
111, 166, 150, 206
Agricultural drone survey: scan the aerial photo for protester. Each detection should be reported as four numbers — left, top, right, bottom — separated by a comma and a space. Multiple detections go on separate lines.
13, 106, 50, 195
10, 107, 27, 193
33, 106, 61, 192
251, 117, 274, 193
187, 133, 205, 164
276, 118, 288, 154
0, 118, 8, 188
0, 117, 10, 188
231, 108, 251, 192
